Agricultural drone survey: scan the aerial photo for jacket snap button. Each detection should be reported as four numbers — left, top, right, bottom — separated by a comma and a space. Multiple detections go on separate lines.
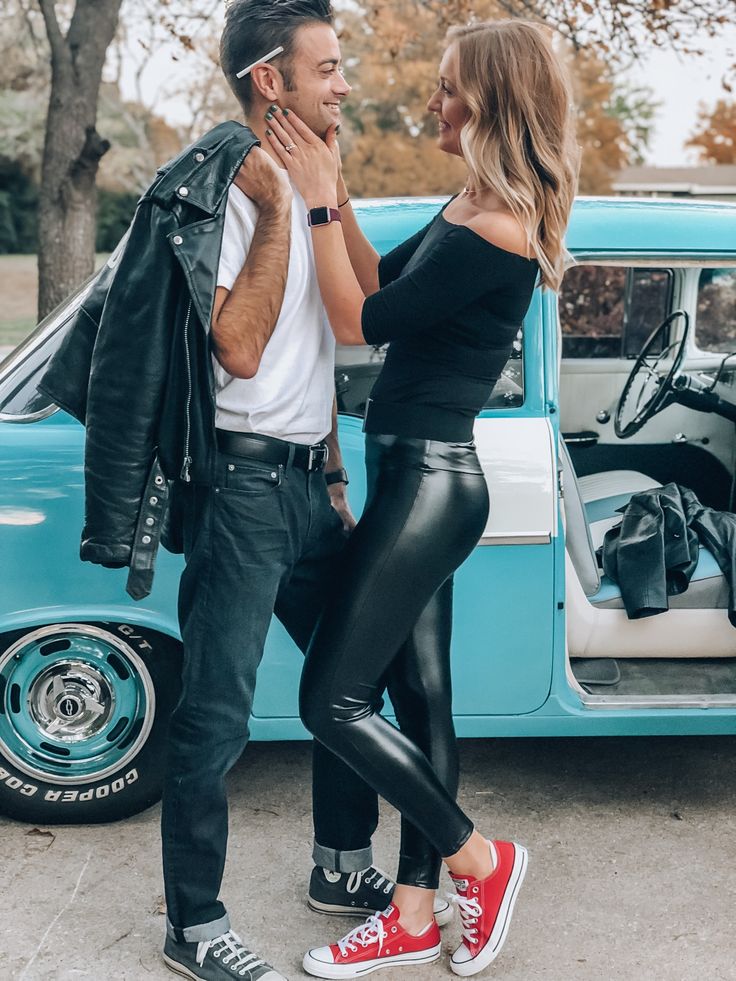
145, 517, 155, 526
155, 476, 164, 486
194, 151, 205, 162
173, 235, 183, 246
142, 535, 152, 544
228, 464, 235, 471
271, 472, 277, 479
150, 496, 158, 505
178, 186, 189, 197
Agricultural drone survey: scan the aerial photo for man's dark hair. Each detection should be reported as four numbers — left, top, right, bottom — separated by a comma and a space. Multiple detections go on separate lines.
221, 0, 334, 115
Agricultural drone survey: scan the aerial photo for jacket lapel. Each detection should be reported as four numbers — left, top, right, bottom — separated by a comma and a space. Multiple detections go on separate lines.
168, 215, 225, 332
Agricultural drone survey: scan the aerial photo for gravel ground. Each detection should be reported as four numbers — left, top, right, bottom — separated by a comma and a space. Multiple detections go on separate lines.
1, 735, 735, 981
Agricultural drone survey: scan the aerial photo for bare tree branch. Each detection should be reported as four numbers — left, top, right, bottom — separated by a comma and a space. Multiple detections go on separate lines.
36, 0, 66, 66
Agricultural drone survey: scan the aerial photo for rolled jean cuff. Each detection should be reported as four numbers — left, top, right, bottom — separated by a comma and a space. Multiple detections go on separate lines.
312, 841, 373, 873
166, 913, 230, 943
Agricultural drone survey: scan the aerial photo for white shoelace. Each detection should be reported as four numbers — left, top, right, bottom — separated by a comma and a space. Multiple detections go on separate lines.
449, 892, 483, 947
346, 866, 395, 895
336, 913, 388, 957
196, 931, 266, 975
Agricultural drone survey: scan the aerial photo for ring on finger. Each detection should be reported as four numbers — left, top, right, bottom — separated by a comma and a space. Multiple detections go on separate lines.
284, 143, 297, 153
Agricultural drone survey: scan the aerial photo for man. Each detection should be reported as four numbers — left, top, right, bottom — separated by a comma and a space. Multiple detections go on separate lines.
41, 4, 447, 979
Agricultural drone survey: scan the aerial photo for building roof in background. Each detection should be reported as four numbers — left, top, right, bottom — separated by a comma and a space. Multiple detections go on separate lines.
614, 165, 736, 194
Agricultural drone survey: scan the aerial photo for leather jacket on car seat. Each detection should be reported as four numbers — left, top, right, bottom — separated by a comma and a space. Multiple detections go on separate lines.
602, 482, 736, 625
39, 121, 260, 600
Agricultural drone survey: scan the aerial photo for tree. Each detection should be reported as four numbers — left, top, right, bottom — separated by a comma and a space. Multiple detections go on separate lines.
36, 0, 124, 320
335, 5, 656, 195
687, 100, 736, 165
569, 48, 658, 193
29, 0, 218, 320
7, 0, 735, 317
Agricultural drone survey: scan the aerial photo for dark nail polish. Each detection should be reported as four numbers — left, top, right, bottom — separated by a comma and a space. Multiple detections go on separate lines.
335, 124, 341, 135
265, 112, 273, 121
268, 104, 279, 113
266, 128, 273, 136
282, 108, 289, 116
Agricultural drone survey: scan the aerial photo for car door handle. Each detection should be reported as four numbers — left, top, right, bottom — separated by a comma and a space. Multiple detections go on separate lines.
562, 431, 599, 447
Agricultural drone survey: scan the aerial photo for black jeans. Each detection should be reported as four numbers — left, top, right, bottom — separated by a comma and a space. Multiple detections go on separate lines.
161, 448, 379, 942
300, 434, 490, 889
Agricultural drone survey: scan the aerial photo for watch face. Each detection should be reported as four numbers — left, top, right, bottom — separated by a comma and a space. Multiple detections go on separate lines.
309, 207, 330, 226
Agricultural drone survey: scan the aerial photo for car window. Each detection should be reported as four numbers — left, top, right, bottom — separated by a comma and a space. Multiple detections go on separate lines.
0, 234, 129, 422
560, 264, 672, 358
335, 328, 524, 419
0, 275, 94, 421
695, 268, 736, 354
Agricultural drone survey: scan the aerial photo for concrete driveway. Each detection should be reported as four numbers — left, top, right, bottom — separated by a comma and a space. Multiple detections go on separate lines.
1, 736, 735, 981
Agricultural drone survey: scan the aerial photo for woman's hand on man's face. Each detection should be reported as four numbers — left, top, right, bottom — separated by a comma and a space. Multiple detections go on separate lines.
264, 106, 340, 208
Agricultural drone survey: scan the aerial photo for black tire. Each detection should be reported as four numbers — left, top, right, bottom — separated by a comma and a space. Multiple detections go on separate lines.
0, 621, 181, 824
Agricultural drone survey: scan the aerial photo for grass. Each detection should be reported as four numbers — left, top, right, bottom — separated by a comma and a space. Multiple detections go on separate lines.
0, 253, 109, 350
0, 255, 39, 348
0, 318, 36, 347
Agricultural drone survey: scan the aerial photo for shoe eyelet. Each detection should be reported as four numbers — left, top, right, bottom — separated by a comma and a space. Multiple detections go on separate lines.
391, 926, 397, 933
472, 887, 479, 893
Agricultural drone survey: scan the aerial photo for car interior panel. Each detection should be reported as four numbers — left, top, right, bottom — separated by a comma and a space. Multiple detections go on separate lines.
560, 257, 736, 698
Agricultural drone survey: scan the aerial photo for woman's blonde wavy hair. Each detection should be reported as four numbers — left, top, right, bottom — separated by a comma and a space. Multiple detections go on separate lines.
446, 20, 580, 291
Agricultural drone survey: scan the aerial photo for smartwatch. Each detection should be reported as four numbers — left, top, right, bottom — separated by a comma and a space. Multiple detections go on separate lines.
308, 206, 342, 227
325, 467, 349, 486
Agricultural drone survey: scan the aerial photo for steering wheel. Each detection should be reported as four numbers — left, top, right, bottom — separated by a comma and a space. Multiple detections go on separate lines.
614, 309, 690, 439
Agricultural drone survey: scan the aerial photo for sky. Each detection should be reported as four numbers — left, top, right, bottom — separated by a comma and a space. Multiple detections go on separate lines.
125, 20, 736, 169
627, 32, 736, 166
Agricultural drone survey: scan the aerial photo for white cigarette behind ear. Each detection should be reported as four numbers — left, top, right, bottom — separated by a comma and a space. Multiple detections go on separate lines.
236, 45, 285, 79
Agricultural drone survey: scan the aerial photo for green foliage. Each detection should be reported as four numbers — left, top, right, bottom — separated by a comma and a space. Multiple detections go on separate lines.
0, 160, 38, 254
608, 84, 660, 166
96, 189, 139, 252
0, 161, 137, 255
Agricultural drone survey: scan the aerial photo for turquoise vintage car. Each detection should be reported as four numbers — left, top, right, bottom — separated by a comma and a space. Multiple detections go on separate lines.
2, 196, 736, 824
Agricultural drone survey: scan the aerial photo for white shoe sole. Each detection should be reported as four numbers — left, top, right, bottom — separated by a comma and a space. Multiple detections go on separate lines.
164, 955, 204, 980
307, 898, 453, 928
164, 953, 284, 981
307, 898, 381, 917
303, 942, 442, 979
450, 843, 528, 977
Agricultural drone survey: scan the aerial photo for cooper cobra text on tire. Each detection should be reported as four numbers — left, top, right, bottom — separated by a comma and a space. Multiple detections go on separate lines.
0, 621, 181, 824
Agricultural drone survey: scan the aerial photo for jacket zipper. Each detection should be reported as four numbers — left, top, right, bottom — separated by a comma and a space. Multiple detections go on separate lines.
180, 300, 193, 482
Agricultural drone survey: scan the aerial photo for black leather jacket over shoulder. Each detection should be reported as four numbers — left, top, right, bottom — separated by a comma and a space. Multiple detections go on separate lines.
40, 121, 260, 599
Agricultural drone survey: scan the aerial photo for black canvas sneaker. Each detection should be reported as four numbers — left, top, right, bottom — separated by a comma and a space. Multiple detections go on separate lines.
163, 930, 287, 981
307, 866, 453, 927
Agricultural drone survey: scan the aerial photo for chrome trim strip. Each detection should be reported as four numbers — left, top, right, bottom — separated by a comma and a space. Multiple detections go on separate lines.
0, 405, 60, 424
571, 254, 736, 267
580, 692, 736, 710
479, 533, 551, 546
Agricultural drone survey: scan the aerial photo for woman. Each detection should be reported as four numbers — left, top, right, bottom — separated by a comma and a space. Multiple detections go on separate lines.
266, 20, 578, 978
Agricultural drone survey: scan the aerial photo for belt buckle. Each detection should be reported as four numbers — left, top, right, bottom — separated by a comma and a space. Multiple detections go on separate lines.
308, 444, 329, 472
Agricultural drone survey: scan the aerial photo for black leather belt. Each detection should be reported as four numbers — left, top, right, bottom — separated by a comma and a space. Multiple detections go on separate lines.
216, 429, 329, 472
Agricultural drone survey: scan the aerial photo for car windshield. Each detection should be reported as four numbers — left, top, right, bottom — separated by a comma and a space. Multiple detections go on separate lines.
0, 235, 130, 422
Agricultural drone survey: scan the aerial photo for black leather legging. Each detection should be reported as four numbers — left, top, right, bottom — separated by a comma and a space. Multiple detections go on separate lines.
300, 433, 490, 889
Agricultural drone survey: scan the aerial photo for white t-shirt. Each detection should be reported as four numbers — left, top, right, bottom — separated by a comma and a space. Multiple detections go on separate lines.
213, 182, 335, 444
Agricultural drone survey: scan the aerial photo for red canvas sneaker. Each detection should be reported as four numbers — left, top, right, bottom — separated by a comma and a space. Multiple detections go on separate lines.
449, 839, 528, 977
303, 903, 442, 979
